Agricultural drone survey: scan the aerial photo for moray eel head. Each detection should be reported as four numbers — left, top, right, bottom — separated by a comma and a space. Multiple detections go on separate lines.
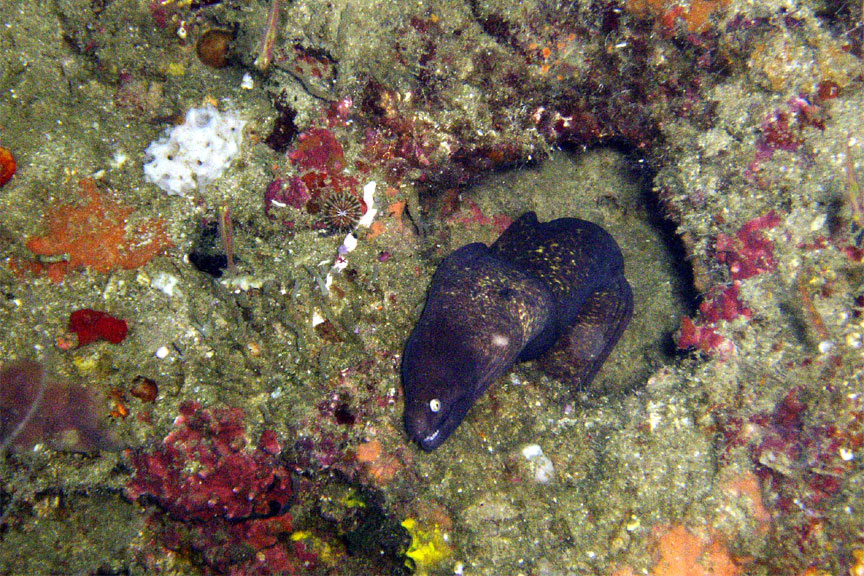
402, 315, 480, 451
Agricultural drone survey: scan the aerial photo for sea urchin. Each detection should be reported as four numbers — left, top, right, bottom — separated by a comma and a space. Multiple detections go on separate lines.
321, 189, 363, 231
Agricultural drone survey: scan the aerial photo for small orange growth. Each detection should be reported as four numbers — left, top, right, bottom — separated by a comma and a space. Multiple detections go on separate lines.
626, 0, 672, 19
388, 200, 407, 230
800, 568, 832, 576
626, 0, 728, 33
0, 146, 16, 187
851, 549, 864, 576
722, 472, 771, 533
111, 401, 129, 419
686, 0, 722, 32
355, 439, 382, 463
652, 525, 742, 576
355, 439, 402, 484
367, 219, 386, 240
13, 179, 171, 282
108, 388, 130, 419
55, 335, 77, 351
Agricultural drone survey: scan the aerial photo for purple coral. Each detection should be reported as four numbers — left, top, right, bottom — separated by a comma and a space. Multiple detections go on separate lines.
265, 176, 311, 216
126, 401, 298, 575
0, 360, 117, 452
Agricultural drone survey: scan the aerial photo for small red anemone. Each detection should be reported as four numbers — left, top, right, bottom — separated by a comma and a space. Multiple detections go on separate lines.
69, 308, 128, 346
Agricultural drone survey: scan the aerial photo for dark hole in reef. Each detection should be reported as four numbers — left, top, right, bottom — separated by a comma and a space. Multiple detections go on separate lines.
812, 0, 863, 39
333, 402, 357, 426
189, 252, 229, 278
627, 151, 701, 315
190, 0, 223, 9
335, 492, 411, 574
266, 497, 288, 517
89, 567, 131, 576
826, 191, 849, 238
779, 300, 817, 350
265, 92, 299, 153
188, 220, 229, 278
0, 488, 12, 530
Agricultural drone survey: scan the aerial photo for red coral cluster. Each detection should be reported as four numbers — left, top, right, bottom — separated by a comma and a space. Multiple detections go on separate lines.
760, 111, 803, 153
677, 283, 750, 357
126, 401, 299, 575
360, 74, 539, 188
362, 109, 439, 183
265, 177, 308, 215
290, 128, 345, 173
751, 388, 851, 511
711, 387, 861, 570
748, 97, 826, 183
0, 145, 16, 188
677, 212, 781, 356
69, 308, 128, 347
443, 198, 513, 233
265, 107, 368, 231
746, 388, 856, 565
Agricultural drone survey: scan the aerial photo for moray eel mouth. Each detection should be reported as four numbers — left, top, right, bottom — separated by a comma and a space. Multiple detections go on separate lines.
404, 392, 473, 451
418, 429, 443, 451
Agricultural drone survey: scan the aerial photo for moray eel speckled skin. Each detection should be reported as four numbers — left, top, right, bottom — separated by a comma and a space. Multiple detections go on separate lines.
402, 212, 633, 451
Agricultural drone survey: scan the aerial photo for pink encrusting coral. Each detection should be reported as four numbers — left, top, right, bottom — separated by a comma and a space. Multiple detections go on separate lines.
126, 401, 300, 575
265, 102, 371, 231
714, 211, 782, 281
750, 387, 853, 515
677, 283, 752, 357
677, 212, 781, 356
265, 177, 310, 213
289, 127, 345, 172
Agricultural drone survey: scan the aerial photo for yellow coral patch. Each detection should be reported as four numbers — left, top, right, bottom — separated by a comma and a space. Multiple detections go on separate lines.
401, 518, 452, 575
340, 489, 366, 508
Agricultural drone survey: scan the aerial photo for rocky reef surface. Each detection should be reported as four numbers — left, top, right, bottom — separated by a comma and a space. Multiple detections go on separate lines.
0, 0, 862, 574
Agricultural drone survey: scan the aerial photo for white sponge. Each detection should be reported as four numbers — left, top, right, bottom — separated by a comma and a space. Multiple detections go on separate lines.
143, 104, 244, 196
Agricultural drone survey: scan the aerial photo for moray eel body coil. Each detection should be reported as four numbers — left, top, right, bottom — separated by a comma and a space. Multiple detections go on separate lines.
402, 212, 633, 451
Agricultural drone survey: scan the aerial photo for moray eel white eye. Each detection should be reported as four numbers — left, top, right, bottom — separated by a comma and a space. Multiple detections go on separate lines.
429, 398, 441, 413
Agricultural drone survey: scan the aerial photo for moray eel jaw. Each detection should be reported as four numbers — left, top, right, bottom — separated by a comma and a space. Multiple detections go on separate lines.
403, 389, 473, 451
